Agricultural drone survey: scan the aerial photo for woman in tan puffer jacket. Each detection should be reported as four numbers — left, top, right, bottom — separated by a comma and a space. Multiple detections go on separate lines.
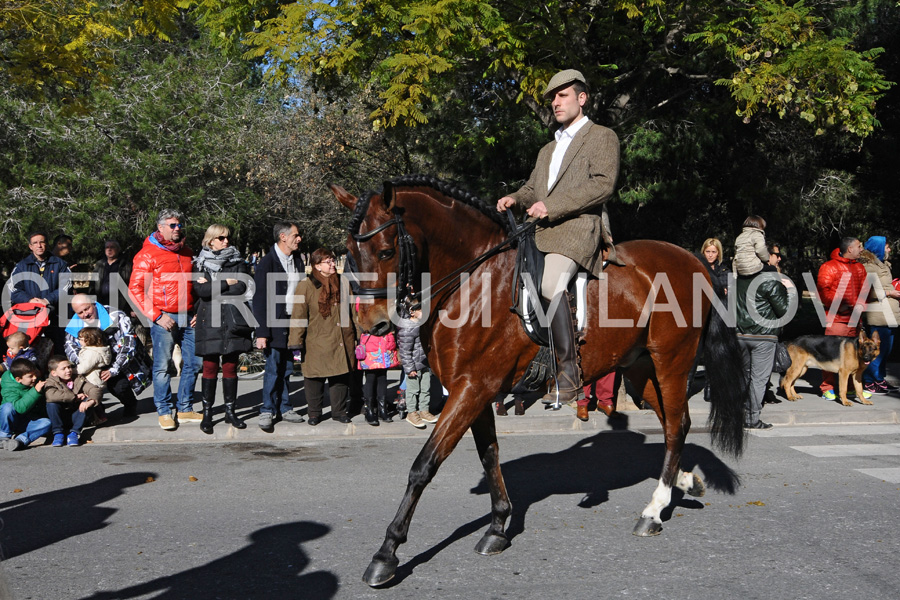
859, 236, 900, 394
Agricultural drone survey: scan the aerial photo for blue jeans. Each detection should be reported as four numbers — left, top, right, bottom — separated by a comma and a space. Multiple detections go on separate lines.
261, 346, 293, 416
0, 402, 51, 445
46, 402, 87, 435
864, 325, 894, 384
151, 312, 202, 416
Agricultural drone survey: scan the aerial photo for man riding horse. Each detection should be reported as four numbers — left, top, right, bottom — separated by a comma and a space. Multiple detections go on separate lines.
496, 68, 620, 406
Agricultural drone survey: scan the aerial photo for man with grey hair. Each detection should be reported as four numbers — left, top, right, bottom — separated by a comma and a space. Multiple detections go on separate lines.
252, 221, 305, 429
128, 209, 202, 430
496, 68, 620, 406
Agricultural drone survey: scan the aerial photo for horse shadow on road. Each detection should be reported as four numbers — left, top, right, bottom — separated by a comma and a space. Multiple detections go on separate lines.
0, 471, 157, 560
470, 425, 741, 540
80, 521, 338, 600
390, 420, 740, 584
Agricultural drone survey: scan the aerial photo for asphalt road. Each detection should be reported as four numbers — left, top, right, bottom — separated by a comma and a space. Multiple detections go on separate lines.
2, 425, 899, 600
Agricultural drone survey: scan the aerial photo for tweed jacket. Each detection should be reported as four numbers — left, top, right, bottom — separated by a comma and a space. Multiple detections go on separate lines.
508, 120, 620, 273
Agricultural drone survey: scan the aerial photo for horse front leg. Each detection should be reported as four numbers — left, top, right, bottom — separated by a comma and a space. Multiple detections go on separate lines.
469, 402, 512, 555
362, 393, 480, 587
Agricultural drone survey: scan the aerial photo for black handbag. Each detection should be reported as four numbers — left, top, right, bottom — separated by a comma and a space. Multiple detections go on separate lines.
773, 342, 792, 374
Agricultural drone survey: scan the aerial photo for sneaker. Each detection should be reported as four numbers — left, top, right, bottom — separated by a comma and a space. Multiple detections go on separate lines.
822, 389, 836, 401
418, 410, 438, 424
743, 420, 773, 430
880, 380, 900, 392
281, 410, 305, 423
405, 411, 426, 429
874, 381, 893, 394
176, 411, 204, 422
847, 388, 873, 400
258, 412, 274, 430
52, 433, 65, 447
158, 414, 177, 430
67, 431, 79, 447
5, 437, 24, 451
864, 382, 887, 395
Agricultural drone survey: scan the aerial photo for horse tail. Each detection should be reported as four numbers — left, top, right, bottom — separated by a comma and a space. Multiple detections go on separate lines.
702, 303, 747, 457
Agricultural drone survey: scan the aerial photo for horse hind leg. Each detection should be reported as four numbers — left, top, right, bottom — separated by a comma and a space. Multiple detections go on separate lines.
633, 369, 692, 536
470, 403, 512, 555
631, 469, 704, 537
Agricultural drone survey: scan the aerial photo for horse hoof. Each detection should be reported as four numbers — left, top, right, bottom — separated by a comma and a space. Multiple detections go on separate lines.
474, 532, 510, 555
362, 557, 399, 587
632, 517, 663, 537
687, 473, 706, 497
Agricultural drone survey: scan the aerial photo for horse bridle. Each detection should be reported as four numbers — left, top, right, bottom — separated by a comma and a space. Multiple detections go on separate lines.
349, 203, 538, 313
350, 209, 418, 305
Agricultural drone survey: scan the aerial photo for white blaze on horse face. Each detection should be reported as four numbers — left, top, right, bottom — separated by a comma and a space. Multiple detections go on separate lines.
641, 480, 673, 524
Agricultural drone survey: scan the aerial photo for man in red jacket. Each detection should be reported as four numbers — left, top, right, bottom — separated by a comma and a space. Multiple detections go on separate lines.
129, 209, 202, 431
816, 237, 868, 401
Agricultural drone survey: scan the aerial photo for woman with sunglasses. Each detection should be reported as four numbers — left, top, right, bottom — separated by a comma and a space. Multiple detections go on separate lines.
193, 224, 254, 434
288, 248, 357, 425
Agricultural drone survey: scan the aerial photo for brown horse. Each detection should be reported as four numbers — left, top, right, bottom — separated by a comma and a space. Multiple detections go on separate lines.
332, 175, 746, 587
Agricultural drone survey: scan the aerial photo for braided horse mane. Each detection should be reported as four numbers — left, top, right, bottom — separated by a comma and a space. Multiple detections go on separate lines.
346, 174, 513, 236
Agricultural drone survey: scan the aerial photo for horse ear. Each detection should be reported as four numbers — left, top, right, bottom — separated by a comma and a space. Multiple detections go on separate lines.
382, 181, 396, 211
330, 184, 357, 210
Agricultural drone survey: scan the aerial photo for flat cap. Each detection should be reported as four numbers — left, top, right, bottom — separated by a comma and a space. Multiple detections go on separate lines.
542, 69, 587, 98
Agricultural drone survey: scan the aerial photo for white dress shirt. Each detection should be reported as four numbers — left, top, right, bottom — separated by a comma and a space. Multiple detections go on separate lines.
274, 245, 300, 316
547, 115, 589, 190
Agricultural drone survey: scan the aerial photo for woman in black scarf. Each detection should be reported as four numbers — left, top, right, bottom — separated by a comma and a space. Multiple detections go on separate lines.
194, 224, 253, 433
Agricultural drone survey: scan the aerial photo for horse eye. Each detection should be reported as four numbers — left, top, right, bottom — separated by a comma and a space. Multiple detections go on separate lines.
378, 249, 395, 260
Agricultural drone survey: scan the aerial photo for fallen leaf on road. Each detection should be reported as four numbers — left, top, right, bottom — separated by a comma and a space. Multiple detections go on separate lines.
145, 477, 155, 483
13, 489, 22, 493
747, 500, 765, 506
188, 476, 198, 482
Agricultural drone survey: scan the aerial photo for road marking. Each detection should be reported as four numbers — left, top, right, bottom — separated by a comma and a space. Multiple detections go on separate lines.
751, 425, 900, 438
790, 444, 900, 458
855, 468, 900, 483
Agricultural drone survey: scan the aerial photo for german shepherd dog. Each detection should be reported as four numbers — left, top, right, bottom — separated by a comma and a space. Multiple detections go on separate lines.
781, 330, 881, 406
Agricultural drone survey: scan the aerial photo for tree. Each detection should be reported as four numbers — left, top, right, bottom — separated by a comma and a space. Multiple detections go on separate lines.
0, 0, 184, 109
206, 0, 891, 138
0, 21, 418, 268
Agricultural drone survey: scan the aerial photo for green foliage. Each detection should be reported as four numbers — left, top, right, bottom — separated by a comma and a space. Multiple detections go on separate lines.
0, 25, 417, 268
687, 0, 892, 137
0, 0, 183, 109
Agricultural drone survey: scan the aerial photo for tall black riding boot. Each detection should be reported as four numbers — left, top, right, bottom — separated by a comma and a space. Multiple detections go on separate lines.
541, 298, 582, 406
364, 397, 379, 426
200, 378, 216, 435
377, 396, 393, 422
222, 377, 246, 429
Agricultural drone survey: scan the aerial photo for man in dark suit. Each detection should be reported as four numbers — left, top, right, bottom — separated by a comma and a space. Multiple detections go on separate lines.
252, 221, 306, 429
496, 68, 620, 405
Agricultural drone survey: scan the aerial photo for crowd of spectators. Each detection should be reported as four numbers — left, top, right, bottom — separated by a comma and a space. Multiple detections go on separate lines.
1, 208, 898, 450
0, 210, 444, 451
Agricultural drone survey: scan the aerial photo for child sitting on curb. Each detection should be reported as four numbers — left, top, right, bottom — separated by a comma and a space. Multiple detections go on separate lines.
0, 358, 51, 451
43, 355, 101, 447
